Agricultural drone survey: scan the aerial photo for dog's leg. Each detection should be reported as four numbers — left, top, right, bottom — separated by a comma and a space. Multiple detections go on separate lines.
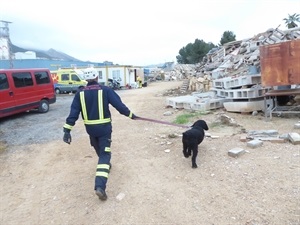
191, 146, 198, 168
187, 147, 192, 157
183, 142, 189, 158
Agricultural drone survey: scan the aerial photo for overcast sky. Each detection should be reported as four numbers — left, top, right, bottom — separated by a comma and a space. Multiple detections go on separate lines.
1, 0, 299, 66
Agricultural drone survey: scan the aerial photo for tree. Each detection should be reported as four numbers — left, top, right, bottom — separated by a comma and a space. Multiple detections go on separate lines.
283, 13, 300, 28
220, 31, 236, 45
176, 39, 216, 64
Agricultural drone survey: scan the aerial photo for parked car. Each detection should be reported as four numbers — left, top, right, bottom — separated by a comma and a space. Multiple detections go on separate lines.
0, 68, 56, 118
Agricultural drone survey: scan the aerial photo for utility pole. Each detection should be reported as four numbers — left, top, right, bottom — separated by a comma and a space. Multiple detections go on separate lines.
0, 20, 13, 68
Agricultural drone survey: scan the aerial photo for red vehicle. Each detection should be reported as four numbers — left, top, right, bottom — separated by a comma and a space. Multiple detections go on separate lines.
0, 68, 56, 118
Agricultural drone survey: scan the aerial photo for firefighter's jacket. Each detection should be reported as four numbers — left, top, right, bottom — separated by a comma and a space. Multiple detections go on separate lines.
64, 81, 134, 137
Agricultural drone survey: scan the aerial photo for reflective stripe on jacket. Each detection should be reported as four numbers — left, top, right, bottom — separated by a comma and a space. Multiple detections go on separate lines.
64, 81, 134, 136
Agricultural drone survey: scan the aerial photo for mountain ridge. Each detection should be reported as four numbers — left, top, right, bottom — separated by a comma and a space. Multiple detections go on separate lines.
11, 44, 81, 61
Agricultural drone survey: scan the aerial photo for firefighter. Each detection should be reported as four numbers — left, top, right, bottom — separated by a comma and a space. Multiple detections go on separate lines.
63, 68, 138, 201
137, 75, 142, 88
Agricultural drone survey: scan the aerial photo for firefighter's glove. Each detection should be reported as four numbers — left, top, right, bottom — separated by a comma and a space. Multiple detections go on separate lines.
131, 114, 139, 120
63, 128, 72, 144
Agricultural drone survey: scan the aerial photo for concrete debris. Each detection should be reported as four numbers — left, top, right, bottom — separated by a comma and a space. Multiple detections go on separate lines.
116, 192, 126, 201
213, 113, 240, 127
197, 27, 300, 79
228, 147, 245, 158
240, 129, 300, 144
162, 26, 300, 113
247, 139, 264, 148
294, 123, 300, 129
288, 133, 300, 145
163, 111, 173, 116
248, 130, 279, 136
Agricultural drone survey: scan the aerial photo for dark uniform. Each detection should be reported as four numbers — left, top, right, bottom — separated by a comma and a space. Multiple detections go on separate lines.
63, 81, 135, 195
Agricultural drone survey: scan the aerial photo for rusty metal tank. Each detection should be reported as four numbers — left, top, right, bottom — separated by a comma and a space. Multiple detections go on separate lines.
260, 39, 300, 86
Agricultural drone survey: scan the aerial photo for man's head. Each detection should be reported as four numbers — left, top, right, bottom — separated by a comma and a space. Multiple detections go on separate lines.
84, 68, 98, 82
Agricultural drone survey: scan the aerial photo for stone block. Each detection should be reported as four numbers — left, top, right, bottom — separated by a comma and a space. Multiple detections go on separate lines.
248, 130, 279, 136
166, 96, 194, 109
224, 100, 266, 113
240, 135, 248, 142
288, 133, 300, 145
228, 147, 245, 158
268, 138, 288, 143
184, 98, 227, 111
213, 75, 261, 90
257, 137, 287, 143
294, 123, 300, 129
247, 139, 263, 148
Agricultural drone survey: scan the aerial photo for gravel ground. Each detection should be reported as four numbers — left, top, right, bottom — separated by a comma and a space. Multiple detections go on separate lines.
0, 94, 88, 148
1, 81, 300, 225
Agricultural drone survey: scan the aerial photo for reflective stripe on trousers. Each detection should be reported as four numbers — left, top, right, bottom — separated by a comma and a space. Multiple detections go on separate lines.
90, 134, 112, 191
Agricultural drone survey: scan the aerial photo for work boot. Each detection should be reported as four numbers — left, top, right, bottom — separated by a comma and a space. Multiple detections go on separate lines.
95, 187, 107, 201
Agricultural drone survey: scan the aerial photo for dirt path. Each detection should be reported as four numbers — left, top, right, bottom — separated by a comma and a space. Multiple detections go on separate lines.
0, 81, 299, 225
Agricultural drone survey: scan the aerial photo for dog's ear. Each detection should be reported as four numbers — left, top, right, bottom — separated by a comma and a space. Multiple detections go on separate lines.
203, 121, 209, 130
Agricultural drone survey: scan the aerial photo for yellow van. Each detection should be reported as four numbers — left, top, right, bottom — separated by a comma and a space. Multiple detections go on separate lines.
50, 69, 87, 94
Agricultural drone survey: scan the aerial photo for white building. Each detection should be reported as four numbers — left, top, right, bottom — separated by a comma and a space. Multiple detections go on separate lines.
94, 65, 144, 88
0, 37, 9, 59
15, 51, 37, 59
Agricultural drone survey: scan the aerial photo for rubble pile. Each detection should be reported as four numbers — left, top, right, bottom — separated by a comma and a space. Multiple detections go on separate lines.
197, 26, 300, 80
165, 26, 300, 114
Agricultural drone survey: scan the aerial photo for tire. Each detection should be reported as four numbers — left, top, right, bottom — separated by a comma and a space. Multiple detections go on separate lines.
55, 88, 61, 94
38, 100, 49, 113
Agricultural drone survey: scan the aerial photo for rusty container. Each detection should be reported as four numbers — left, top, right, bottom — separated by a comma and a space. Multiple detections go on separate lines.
260, 39, 300, 86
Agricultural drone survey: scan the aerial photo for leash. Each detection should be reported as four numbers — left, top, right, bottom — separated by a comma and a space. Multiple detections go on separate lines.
135, 116, 191, 129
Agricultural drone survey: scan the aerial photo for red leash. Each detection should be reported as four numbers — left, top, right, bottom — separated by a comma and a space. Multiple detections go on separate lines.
135, 116, 190, 129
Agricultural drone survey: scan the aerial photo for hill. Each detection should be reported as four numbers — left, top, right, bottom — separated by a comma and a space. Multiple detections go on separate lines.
11, 43, 80, 61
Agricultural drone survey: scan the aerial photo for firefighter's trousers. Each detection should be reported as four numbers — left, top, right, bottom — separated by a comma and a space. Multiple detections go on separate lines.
90, 133, 112, 191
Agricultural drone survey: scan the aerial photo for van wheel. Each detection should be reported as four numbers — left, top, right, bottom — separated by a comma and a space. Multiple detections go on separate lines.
55, 88, 61, 94
38, 100, 49, 113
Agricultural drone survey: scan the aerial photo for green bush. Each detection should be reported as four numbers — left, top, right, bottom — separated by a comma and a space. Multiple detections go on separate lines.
173, 111, 210, 124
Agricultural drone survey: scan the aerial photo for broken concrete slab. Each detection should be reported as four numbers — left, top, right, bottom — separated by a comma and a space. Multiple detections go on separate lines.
288, 133, 300, 145
256, 137, 288, 143
213, 74, 261, 90
247, 139, 263, 148
223, 99, 266, 113
228, 147, 245, 158
248, 130, 279, 136
166, 96, 194, 109
187, 98, 228, 111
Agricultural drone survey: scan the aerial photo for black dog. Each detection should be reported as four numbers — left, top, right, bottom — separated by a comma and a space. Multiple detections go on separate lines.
182, 120, 209, 168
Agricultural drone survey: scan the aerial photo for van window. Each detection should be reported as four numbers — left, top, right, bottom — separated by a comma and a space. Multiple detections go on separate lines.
35, 71, 50, 84
61, 74, 69, 81
71, 74, 81, 82
0, 73, 9, 90
13, 72, 34, 88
